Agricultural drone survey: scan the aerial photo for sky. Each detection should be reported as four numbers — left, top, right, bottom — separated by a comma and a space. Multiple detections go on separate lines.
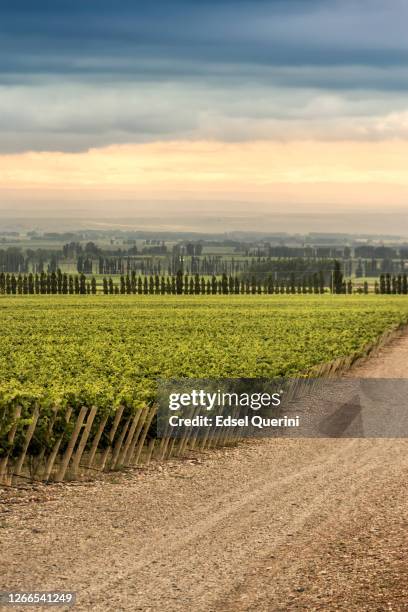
1, 0, 408, 226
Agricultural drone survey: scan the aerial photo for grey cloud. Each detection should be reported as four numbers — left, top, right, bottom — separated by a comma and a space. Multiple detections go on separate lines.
1, 80, 408, 153
1, 0, 408, 151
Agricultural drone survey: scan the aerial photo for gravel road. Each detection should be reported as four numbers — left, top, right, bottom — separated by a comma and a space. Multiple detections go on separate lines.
1, 333, 408, 611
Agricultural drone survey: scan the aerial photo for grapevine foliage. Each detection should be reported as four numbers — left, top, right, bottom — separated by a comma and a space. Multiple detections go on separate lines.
1, 294, 408, 455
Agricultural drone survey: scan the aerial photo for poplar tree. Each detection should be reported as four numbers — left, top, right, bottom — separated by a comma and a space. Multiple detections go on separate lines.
131, 271, 137, 293
51, 271, 57, 294
234, 277, 240, 294
385, 273, 391, 295
313, 273, 320, 294
290, 273, 296, 294
403, 274, 408, 295
263, 278, 268, 295
28, 273, 34, 294
332, 260, 343, 294
397, 275, 402, 294
319, 271, 325, 294
34, 274, 40, 294
193, 274, 200, 294
149, 275, 155, 294
40, 272, 47, 294
221, 273, 229, 294
62, 273, 68, 294
176, 270, 183, 294
120, 275, 126, 294
79, 273, 86, 294
57, 269, 63, 294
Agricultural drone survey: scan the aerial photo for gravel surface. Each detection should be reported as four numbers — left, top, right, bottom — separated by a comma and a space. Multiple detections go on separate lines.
1, 333, 408, 611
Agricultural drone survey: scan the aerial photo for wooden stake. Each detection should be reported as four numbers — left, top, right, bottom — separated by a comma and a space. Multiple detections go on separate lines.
13, 404, 40, 482
71, 405, 98, 478
158, 436, 170, 460
86, 412, 109, 469
0, 405, 22, 484
123, 407, 148, 465
117, 410, 142, 467
133, 405, 157, 466
44, 407, 73, 482
145, 438, 156, 465
55, 406, 88, 482
110, 417, 131, 470
166, 437, 177, 459
99, 405, 125, 471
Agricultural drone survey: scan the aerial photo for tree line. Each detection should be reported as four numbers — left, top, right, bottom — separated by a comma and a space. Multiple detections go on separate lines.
0, 271, 96, 295
0, 269, 407, 295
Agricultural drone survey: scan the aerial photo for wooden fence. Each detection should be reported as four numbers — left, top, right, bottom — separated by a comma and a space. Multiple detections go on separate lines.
0, 402, 245, 486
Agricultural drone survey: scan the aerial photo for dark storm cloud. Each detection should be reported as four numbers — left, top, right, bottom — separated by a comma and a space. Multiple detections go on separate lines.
1, 0, 408, 81
1, 0, 408, 151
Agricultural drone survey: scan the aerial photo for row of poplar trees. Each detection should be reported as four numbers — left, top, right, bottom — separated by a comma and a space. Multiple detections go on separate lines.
108, 271, 331, 295
0, 271, 96, 295
378, 274, 408, 294
1, 269, 406, 295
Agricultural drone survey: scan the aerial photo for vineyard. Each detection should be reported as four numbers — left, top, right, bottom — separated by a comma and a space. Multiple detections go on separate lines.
1, 294, 408, 484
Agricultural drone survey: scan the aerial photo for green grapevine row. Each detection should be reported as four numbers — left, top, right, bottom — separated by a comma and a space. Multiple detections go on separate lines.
1, 294, 408, 473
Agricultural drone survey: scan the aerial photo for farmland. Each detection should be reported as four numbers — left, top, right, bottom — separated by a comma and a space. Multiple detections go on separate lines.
2, 294, 408, 411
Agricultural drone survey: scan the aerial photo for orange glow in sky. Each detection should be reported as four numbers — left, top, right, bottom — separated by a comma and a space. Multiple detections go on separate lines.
1, 140, 408, 210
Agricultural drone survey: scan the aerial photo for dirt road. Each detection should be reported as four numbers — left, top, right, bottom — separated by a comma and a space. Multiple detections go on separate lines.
1, 333, 408, 611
